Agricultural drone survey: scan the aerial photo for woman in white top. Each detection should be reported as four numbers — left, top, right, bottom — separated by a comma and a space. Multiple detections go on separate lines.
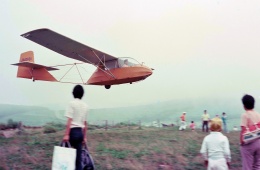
63, 85, 88, 170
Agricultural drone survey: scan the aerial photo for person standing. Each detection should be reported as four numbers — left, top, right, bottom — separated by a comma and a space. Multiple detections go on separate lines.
63, 85, 88, 170
221, 112, 228, 133
179, 112, 187, 131
200, 118, 231, 169
240, 94, 260, 170
202, 110, 210, 132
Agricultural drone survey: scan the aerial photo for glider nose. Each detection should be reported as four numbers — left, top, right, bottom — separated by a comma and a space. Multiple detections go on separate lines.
144, 67, 153, 77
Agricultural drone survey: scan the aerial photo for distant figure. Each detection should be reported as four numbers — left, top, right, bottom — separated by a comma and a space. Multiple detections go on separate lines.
179, 112, 187, 131
221, 112, 228, 133
233, 126, 238, 131
122, 59, 129, 67
201, 110, 210, 132
17, 121, 23, 135
63, 85, 88, 170
200, 118, 231, 169
213, 114, 222, 122
240, 94, 260, 170
189, 121, 196, 131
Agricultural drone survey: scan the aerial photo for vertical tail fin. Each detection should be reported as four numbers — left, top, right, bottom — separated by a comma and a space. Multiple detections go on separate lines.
14, 51, 57, 81
19, 51, 34, 63
17, 51, 35, 79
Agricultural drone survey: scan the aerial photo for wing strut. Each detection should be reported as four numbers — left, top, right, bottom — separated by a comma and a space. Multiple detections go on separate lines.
75, 64, 84, 84
76, 52, 116, 79
58, 63, 86, 85
91, 50, 116, 79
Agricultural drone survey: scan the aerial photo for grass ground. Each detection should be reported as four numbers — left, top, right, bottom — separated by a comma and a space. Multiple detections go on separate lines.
0, 126, 241, 170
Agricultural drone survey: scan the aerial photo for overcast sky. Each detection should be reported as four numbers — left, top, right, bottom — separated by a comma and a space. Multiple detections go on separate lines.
1, 0, 260, 108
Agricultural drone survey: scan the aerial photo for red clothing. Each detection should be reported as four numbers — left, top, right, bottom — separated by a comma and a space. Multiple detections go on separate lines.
190, 123, 195, 130
180, 114, 186, 121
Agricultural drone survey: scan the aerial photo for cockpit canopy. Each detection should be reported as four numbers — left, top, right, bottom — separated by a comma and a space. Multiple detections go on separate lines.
103, 57, 142, 70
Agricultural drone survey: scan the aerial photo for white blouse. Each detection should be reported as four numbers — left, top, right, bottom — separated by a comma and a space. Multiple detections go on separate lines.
65, 98, 88, 128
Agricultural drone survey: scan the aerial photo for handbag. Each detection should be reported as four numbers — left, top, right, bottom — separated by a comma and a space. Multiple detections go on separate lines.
52, 141, 76, 170
82, 144, 95, 170
242, 121, 260, 144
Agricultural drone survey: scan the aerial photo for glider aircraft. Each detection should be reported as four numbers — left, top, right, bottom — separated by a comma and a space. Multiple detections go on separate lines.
12, 28, 153, 89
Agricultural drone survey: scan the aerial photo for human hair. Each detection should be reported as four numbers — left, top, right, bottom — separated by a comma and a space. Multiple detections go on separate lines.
204, 110, 207, 113
72, 85, 84, 99
242, 94, 255, 110
222, 112, 226, 115
191, 121, 194, 123
210, 118, 222, 132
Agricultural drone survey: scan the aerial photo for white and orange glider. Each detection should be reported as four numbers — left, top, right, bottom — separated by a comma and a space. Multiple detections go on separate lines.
12, 28, 153, 89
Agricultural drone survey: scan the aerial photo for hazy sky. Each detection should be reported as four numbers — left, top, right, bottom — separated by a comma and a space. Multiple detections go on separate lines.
1, 0, 260, 108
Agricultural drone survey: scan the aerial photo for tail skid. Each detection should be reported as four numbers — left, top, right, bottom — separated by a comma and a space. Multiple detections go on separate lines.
12, 51, 58, 82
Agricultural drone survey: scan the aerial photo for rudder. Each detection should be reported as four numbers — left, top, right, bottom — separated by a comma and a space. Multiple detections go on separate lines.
17, 51, 35, 79
14, 51, 57, 82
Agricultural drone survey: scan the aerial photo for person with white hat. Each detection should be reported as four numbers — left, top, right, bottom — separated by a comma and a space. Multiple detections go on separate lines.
179, 112, 187, 131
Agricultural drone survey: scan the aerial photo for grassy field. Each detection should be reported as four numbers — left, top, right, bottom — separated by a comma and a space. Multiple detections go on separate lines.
0, 126, 241, 170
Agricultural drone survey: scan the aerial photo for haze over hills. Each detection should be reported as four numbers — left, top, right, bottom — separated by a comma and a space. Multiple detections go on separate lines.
0, 97, 252, 129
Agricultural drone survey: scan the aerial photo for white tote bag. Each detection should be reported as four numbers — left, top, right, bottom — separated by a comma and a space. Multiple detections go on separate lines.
52, 142, 76, 170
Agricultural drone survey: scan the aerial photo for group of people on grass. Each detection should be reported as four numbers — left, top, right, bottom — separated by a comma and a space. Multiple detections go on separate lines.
61, 84, 260, 170
179, 110, 228, 133
179, 94, 260, 170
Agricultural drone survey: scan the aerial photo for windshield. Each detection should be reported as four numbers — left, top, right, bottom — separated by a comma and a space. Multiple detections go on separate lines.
104, 57, 141, 70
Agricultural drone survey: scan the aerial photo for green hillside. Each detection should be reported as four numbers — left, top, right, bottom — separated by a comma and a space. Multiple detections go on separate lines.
0, 104, 60, 126
0, 97, 248, 129
87, 98, 245, 130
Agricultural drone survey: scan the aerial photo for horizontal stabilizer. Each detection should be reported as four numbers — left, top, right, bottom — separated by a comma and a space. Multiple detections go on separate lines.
12, 51, 57, 82
12, 62, 59, 71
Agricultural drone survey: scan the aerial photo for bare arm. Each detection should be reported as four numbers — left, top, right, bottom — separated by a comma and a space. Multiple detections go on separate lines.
240, 126, 246, 145
63, 118, 72, 141
83, 121, 88, 143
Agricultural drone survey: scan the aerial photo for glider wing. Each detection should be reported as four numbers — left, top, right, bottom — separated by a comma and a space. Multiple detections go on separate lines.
21, 28, 117, 65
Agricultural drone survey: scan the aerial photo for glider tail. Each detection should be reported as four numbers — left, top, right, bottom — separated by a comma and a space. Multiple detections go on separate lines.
17, 51, 35, 79
13, 51, 57, 82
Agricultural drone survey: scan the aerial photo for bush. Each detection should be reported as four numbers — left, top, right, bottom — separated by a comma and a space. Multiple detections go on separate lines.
0, 123, 6, 130
43, 125, 57, 134
0, 119, 19, 130
45, 122, 65, 131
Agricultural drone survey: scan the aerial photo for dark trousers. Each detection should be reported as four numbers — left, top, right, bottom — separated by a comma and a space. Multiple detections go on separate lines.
202, 121, 209, 132
69, 127, 83, 170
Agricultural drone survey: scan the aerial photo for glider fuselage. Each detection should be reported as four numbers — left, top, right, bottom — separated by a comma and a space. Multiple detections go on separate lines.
87, 65, 153, 85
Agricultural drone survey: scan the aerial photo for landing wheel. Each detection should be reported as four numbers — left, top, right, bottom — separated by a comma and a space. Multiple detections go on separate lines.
105, 85, 111, 89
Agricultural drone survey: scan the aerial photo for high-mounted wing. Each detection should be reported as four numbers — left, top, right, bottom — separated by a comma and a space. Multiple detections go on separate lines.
21, 28, 118, 65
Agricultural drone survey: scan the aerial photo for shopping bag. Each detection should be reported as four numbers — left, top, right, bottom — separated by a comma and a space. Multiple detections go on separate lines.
82, 144, 95, 170
52, 141, 76, 170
